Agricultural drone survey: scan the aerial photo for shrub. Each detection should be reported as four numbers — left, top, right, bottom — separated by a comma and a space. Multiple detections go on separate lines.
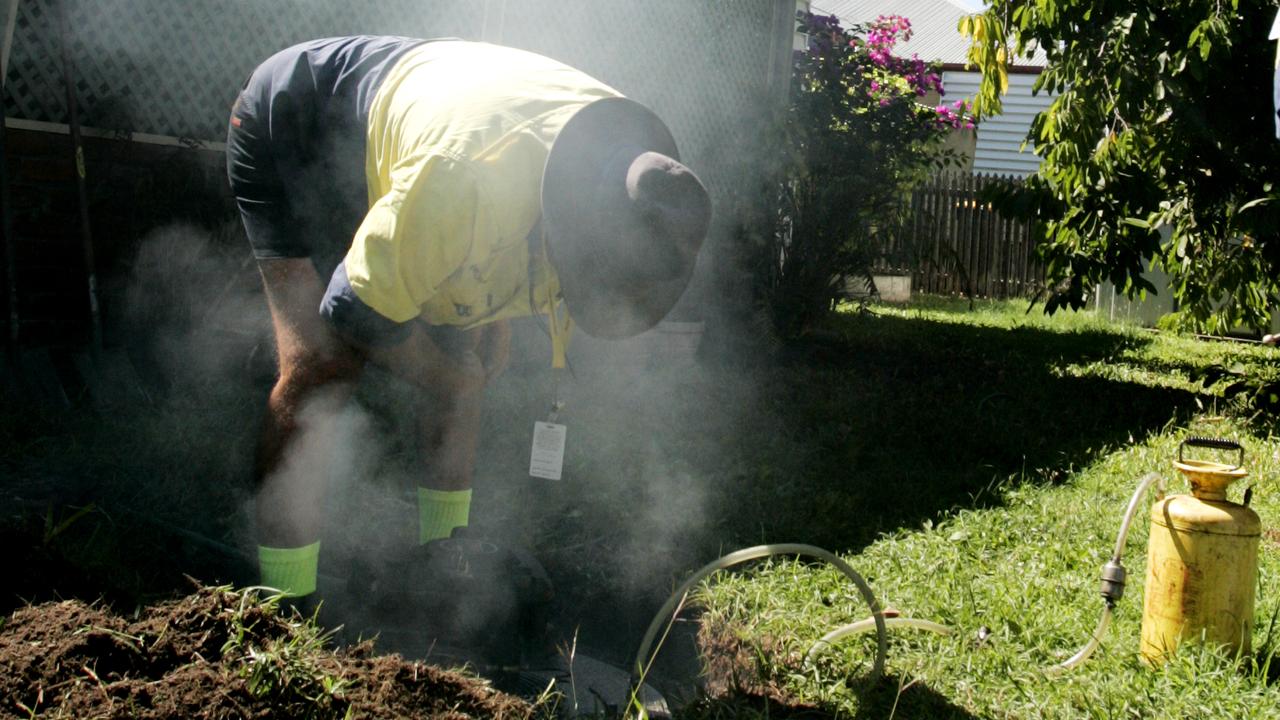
755, 12, 970, 336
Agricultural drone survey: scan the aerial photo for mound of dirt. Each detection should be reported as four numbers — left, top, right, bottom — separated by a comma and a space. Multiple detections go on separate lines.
0, 586, 536, 719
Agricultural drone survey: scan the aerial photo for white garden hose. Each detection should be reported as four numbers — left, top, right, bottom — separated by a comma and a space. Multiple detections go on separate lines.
1043, 605, 1114, 676
805, 616, 952, 665
629, 543, 888, 699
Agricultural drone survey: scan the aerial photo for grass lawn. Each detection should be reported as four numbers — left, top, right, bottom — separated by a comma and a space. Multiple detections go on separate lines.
683, 297, 1280, 719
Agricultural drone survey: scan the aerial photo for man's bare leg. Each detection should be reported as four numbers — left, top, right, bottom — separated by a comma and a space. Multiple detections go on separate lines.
421, 382, 485, 491
414, 323, 505, 541
255, 258, 363, 563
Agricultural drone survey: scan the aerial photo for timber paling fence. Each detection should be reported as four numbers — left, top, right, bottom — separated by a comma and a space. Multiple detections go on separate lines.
880, 171, 1045, 300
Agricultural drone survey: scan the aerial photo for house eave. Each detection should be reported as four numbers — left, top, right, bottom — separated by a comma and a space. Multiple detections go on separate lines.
940, 62, 1045, 74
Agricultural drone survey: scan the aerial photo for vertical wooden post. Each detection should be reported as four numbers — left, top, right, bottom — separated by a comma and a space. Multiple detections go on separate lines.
0, 102, 15, 347
1018, 182, 1031, 295
0, 0, 17, 81
973, 174, 983, 297
923, 176, 934, 293
998, 190, 1010, 298
909, 186, 920, 289
0, 0, 17, 347
480, 0, 506, 43
959, 172, 968, 296
972, 174, 983, 297
766, 0, 802, 105
57, 0, 101, 352
947, 172, 958, 295
937, 172, 947, 294
981, 175, 993, 297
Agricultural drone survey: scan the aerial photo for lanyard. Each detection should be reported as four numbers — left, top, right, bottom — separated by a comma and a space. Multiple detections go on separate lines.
527, 223, 574, 370
526, 222, 571, 423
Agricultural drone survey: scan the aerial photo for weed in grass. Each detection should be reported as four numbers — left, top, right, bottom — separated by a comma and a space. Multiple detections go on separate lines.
42, 503, 97, 546
1252, 603, 1280, 686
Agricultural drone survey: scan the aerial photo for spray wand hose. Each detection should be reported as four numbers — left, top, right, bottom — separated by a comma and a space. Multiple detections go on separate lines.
1042, 471, 1165, 675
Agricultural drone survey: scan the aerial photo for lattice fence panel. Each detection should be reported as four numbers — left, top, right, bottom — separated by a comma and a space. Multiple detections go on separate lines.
4, 0, 783, 196
4, 0, 484, 141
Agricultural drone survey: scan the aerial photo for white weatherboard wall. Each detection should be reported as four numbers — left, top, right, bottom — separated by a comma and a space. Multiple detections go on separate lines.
943, 70, 1055, 177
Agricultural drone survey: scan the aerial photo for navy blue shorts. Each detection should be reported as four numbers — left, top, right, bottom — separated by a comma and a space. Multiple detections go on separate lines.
225, 36, 425, 279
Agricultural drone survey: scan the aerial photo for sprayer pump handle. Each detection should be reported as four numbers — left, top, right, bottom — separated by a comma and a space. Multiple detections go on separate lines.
1179, 436, 1244, 467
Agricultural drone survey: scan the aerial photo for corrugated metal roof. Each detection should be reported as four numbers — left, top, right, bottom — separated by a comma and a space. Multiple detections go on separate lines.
812, 0, 1046, 67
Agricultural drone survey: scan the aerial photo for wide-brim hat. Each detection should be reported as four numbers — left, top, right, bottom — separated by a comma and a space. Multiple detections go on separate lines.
542, 97, 711, 339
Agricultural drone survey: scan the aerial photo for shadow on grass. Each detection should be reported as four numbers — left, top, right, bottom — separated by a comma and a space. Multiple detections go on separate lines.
1, 307, 1192, 574
854, 673, 983, 720
706, 310, 1203, 554
680, 673, 979, 720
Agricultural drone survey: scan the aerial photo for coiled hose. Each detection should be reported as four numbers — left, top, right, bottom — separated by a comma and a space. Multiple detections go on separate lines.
628, 543, 888, 698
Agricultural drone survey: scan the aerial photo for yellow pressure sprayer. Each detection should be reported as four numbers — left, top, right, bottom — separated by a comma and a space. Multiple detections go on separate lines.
1140, 437, 1261, 665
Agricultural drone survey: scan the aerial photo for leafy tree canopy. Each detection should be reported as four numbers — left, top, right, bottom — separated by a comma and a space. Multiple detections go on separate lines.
964, 0, 1280, 333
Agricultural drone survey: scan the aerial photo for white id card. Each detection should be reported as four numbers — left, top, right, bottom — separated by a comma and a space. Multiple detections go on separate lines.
529, 421, 567, 480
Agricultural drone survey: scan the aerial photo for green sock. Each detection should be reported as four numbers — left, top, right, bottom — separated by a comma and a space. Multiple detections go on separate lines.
257, 541, 320, 597
418, 487, 472, 544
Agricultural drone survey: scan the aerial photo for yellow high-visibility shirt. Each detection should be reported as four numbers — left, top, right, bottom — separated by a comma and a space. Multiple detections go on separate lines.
344, 40, 621, 332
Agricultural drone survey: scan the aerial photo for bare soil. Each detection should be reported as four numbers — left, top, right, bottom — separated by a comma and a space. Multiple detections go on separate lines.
0, 586, 535, 719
